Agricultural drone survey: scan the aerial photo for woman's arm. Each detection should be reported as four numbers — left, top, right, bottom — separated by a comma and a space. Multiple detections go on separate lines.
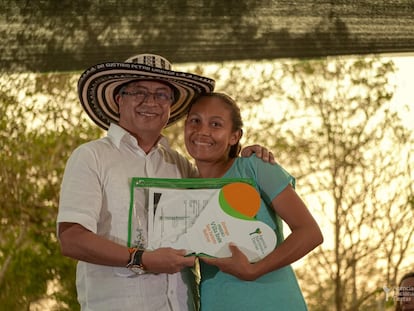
201, 184, 323, 280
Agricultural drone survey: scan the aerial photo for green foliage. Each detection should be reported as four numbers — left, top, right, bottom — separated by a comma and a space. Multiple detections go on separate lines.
0, 72, 102, 310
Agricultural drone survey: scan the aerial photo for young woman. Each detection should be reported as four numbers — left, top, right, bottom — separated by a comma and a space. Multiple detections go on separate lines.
184, 92, 324, 310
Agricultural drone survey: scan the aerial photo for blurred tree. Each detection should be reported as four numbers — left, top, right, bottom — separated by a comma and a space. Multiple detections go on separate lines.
0, 72, 102, 310
276, 57, 414, 311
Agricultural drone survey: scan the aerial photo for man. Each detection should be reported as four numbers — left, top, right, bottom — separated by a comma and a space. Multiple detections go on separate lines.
57, 54, 272, 311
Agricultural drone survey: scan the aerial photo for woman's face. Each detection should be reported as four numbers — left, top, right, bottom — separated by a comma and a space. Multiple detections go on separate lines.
184, 96, 240, 162
399, 276, 414, 311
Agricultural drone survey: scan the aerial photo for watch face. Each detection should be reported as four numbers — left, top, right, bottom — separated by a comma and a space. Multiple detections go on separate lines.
127, 249, 146, 275
130, 265, 146, 275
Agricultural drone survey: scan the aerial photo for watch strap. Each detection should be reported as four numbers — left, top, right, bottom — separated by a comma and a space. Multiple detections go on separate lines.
126, 247, 146, 274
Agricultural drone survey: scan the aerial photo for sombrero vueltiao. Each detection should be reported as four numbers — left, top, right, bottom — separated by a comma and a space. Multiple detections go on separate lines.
78, 53, 216, 130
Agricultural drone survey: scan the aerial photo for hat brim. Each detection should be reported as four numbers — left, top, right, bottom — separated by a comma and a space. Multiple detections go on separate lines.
78, 62, 215, 130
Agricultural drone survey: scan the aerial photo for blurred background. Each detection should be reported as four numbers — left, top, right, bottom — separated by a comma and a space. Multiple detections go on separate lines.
1, 1, 413, 310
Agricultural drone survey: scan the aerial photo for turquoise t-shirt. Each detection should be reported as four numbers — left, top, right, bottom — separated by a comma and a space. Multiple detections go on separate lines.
199, 155, 308, 311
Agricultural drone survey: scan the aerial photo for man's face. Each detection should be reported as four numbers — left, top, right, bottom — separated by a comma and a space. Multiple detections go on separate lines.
117, 80, 173, 137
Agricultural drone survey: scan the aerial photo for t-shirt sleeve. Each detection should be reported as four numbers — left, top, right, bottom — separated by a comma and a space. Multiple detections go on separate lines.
250, 155, 295, 202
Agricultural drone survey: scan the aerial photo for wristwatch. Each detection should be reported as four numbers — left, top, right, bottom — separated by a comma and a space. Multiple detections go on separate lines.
126, 247, 147, 275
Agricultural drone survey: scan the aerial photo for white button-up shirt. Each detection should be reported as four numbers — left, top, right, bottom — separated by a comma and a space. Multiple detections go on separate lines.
57, 123, 198, 311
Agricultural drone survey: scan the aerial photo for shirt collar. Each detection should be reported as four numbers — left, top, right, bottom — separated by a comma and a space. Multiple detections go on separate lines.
107, 123, 170, 151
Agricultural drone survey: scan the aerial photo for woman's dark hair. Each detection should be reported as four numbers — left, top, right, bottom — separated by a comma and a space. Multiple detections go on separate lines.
399, 272, 414, 285
188, 92, 243, 158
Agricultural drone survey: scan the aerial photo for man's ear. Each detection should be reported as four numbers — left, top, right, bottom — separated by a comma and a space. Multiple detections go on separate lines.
115, 94, 122, 106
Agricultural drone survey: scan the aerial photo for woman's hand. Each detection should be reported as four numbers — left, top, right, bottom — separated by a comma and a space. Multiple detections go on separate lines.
201, 243, 259, 281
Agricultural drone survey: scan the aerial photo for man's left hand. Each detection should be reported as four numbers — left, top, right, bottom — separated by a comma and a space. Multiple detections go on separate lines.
241, 144, 276, 164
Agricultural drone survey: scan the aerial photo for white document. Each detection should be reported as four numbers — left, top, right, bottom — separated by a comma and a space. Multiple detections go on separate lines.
147, 184, 277, 263
148, 188, 216, 249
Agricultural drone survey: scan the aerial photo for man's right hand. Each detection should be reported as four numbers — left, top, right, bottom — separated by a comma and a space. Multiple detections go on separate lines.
142, 248, 195, 274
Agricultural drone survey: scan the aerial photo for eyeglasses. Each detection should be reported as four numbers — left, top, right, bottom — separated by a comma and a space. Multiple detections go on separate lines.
121, 89, 173, 104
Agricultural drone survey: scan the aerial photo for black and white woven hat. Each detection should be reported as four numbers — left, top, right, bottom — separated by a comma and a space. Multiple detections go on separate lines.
78, 53, 215, 130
